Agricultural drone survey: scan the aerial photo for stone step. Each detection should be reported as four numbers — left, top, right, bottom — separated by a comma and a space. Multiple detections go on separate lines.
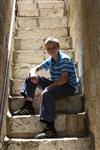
16, 17, 67, 28
12, 49, 73, 65
17, 0, 64, 2
18, 8, 64, 17
39, 8, 64, 18
7, 113, 87, 138
18, 9, 39, 17
17, 1, 64, 17
17, 1, 64, 10
12, 50, 75, 79
9, 95, 83, 114
12, 63, 51, 79
5, 137, 92, 150
37, 1, 64, 9
14, 37, 71, 50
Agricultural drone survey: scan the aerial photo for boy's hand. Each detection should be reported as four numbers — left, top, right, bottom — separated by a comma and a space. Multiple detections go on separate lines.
31, 76, 38, 84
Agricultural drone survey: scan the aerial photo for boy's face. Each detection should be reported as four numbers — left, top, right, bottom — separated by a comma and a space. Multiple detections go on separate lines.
45, 42, 59, 57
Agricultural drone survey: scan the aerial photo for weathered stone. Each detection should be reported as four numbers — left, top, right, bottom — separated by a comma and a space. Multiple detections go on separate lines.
9, 95, 83, 114
16, 17, 38, 28
12, 50, 74, 79
12, 63, 50, 79
38, 1, 64, 9
7, 113, 86, 138
17, 1, 37, 10
40, 8, 64, 17
15, 27, 69, 38
39, 17, 67, 27
18, 9, 39, 17
14, 37, 71, 50
16, 17, 67, 28
13, 51, 47, 64
6, 137, 92, 150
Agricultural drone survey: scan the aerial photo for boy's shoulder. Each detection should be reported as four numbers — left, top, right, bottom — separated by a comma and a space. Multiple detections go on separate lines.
60, 51, 71, 60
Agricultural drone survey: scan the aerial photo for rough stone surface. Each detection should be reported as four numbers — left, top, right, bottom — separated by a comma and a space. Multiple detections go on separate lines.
18, 9, 39, 17
6, 138, 92, 150
12, 49, 73, 64
7, 113, 86, 138
39, 8, 64, 17
68, 0, 100, 149
16, 17, 67, 28
14, 36, 71, 50
9, 95, 83, 114
6, 138, 91, 150
38, 1, 64, 9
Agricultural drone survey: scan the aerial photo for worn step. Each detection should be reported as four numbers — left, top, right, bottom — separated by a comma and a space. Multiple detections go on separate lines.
12, 49, 73, 65
7, 113, 86, 138
17, 1, 64, 17
12, 63, 51, 79
18, 9, 39, 17
18, 8, 64, 17
39, 8, 64, 17
9, 95, 83, 114
15, 27, 69, 38
14, 37, 71, 50
12, 50, 75, 79
5, 137, 92, 150
38, 1, 64, 9
17, 1, 64, 10
16, 17, 67, 28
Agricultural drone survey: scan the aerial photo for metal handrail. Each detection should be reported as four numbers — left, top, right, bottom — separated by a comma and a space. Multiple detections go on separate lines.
0, 0, 16, 131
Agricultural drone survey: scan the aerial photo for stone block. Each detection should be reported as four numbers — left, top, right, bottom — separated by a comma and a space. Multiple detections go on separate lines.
38, 1, 64, 9
39, 8, 64, 17
9, 95, 83, 114
14, 37, 44, 50
16, 17, 38, 28
12, 63, 50, 79
12, 50, 74, 79
6, 137, 92, 150
7, 113, 86, 138
13, 51, 47, 64
15, 27, 69, 38
14, 37, 71, 50
17, 1, 37, 10
18, 9, 39, 17
39, 17, 67, 27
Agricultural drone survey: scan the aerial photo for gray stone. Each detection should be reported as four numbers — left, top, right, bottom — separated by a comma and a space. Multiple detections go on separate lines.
6, 137, 92, 150
7, 113, 86, 138
14, 37, 71, 50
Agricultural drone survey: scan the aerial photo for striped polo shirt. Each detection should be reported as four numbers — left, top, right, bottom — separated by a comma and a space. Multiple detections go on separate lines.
40, 51, 78, 89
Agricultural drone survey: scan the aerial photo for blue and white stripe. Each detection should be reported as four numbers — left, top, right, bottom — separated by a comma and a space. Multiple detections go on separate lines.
40, 51, 78, 89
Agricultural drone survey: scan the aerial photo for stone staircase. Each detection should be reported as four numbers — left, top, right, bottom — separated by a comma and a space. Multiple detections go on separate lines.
5, 0, 93, 149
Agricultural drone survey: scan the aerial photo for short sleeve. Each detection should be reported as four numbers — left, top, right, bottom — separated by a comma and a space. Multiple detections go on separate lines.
39, 59, 50, 71
61, 58, 75, 73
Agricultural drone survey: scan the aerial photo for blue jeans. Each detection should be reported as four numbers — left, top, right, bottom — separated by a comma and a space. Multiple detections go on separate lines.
20, 76, 76, 122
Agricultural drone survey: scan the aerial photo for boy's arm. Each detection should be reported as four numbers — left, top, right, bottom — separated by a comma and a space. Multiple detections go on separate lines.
29, 65, 42, 77
46, 72, 68, 90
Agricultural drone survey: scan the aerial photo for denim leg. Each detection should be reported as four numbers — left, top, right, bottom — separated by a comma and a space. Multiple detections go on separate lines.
20, 76, 53, 98
40, 83, 76, 123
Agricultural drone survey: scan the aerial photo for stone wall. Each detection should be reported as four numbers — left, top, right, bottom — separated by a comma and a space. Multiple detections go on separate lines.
0, 0, 12, 98
68, 0, 100, 149
0, 0, 14, 143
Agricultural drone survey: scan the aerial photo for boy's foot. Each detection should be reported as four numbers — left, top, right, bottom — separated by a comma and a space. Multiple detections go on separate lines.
35, 126, 57, 139
12, 101, 34, 116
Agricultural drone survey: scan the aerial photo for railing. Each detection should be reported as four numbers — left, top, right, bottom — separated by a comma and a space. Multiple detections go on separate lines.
0, 0, 16, 132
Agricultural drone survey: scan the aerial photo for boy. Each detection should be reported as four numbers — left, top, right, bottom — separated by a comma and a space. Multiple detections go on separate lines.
12, 37, 78, 139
